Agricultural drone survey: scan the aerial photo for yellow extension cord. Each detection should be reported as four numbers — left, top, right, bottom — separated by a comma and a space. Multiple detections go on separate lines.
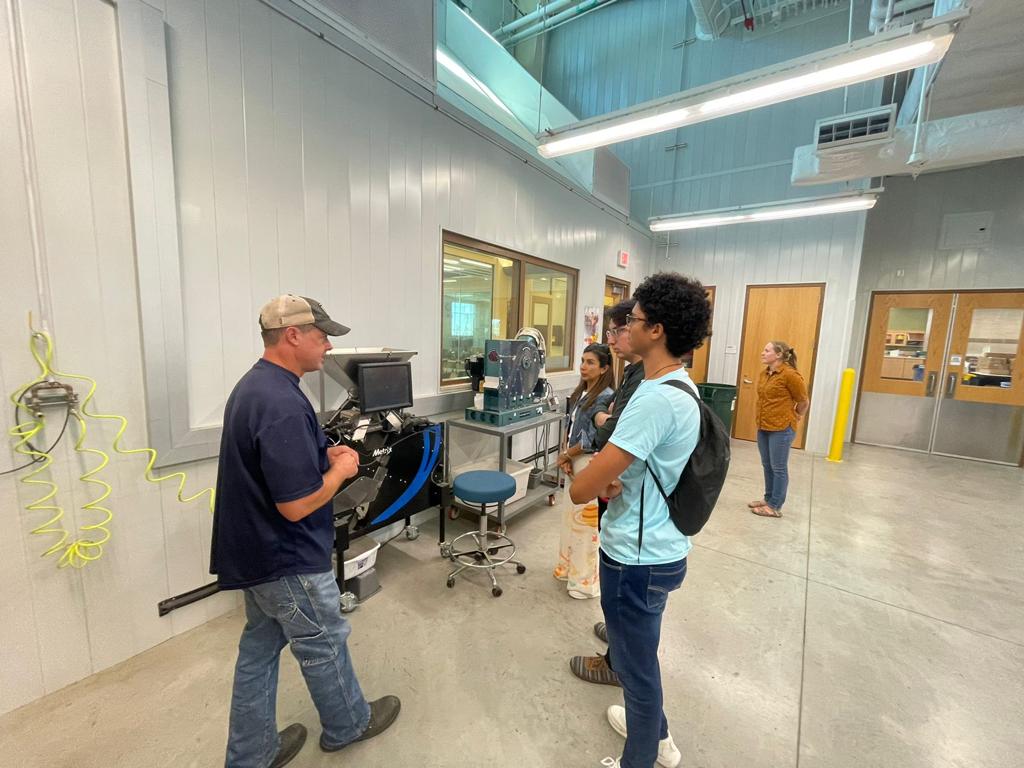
8, 320, 214, 568
9, 335, 68, 559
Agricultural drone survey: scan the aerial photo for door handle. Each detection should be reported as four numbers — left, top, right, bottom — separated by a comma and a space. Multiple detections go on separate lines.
925, 371, 937, 396
743, 377, 753, 384
946, 372, 957, 397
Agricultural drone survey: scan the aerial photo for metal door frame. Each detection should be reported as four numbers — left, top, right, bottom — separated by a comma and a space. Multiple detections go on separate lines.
853, 288, 1024, 466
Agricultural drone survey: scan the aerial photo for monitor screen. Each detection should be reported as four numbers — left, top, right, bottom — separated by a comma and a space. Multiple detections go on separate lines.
358, 362, 414, 414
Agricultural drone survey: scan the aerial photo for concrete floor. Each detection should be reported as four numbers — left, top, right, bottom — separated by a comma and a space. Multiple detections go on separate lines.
2, 441, 1022, 768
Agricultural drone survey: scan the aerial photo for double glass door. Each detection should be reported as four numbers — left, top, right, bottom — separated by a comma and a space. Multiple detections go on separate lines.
855, 291, 1024, 465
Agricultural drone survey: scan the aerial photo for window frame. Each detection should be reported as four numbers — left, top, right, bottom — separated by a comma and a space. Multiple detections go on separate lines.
440, 230, 579, 387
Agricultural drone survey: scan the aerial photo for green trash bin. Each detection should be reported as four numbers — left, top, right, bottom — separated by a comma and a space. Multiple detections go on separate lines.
697, 383, 737, 432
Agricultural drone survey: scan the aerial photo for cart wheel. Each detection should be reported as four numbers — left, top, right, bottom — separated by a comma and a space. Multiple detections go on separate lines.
440, 542, 452, 559
447, 506, 460, 520
405, 525, 420, 541
487, 548, 499, 556
516, 564, 526, 574
547, 494, 556, 506
446, 576, 455, 588
492, 586, 503, 597
339, 592, 358, 613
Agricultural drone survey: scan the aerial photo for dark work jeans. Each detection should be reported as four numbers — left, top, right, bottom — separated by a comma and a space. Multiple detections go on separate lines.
600, 549, 687, 768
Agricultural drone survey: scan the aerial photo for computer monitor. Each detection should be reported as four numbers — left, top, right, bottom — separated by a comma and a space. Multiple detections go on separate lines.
358, 362, 414, 414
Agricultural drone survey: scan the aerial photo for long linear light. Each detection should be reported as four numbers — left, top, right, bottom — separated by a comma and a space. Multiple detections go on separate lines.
648, 191, 880, 232
537, 14, 962, 158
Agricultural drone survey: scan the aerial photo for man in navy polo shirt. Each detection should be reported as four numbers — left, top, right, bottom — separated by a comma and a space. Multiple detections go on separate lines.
212, 294, 400, 768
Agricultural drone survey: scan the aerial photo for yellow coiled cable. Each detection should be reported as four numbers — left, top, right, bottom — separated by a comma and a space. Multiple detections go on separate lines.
9, 318, 215, 568
29, 325, 216, 515
8, 340, 69, 558
59, 409, 113, 569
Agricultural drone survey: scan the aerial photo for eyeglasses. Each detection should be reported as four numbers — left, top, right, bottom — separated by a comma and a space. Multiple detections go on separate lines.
605, 327, 626, 339
624, 312, 650, 326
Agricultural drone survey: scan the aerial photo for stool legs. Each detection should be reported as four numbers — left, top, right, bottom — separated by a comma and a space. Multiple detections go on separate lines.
444, 502, 526, 597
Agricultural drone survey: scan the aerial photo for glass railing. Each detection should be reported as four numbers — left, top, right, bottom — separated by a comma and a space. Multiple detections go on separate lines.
435, 0, 594, 190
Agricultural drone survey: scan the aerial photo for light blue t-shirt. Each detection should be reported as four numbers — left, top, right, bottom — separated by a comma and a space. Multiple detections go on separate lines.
603, 368, 700, 565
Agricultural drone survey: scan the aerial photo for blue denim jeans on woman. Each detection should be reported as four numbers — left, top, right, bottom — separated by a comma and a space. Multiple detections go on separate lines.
757, 426, 796, 510
600, 550, 687, 768
225, 571, 370, 768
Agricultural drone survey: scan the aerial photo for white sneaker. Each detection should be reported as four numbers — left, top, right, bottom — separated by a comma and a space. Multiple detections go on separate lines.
606, 705, 682, 768
600, 759, 620, 767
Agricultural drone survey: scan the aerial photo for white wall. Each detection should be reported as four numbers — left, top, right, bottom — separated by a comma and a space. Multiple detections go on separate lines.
658, 212, 868, 455
0, 0, 651, 715
0, 0, 237, 717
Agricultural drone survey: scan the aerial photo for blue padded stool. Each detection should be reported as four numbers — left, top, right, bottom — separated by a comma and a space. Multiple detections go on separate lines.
442, 470, 526, 597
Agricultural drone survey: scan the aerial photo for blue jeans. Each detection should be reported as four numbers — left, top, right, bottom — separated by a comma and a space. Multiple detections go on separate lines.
225, 571, 370, 768
600, 550, 687, 768
757, 427, 796, 510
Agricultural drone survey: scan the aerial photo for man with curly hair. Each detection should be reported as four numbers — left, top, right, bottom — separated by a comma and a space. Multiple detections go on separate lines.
569, 273, 712, 768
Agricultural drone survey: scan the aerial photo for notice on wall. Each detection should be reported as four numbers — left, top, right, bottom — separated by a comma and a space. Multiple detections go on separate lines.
950, 355, 963, 366
583, 306, 601, 345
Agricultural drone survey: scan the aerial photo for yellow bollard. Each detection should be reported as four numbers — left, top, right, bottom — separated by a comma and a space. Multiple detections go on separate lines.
827, 368, 856, 463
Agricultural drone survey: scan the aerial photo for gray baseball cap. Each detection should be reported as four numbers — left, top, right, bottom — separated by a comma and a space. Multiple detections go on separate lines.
258, 294, 350, 336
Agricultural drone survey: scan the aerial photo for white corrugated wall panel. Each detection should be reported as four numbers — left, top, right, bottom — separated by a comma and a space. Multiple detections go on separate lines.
663, 212, 868, 454
0, 0, 652, 715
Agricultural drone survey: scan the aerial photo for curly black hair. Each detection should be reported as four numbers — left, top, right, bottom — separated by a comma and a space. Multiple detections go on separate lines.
632, 272, 711, 358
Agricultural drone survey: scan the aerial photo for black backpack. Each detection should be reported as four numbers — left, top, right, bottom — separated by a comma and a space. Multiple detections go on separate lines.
639, 381, 731, 544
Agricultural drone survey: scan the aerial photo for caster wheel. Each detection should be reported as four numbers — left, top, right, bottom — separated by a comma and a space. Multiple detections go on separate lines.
440, 542, 452, 559
547, 494, 556, 506
446, 577, 455, 588
405, 525, 420, 540
339, 592, 358, 613
492, 586, 503, 597
447, 507, 460, 520
516, 564, 526, 574
487, 548, 499, 556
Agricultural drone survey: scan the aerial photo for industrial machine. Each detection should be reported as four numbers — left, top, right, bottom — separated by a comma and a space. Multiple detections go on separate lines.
464, 327, 557, 427
320, 349, 442, 604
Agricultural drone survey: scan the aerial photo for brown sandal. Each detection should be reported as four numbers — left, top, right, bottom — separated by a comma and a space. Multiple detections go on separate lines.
751, 505, 782, 518
748, 499, 767, 508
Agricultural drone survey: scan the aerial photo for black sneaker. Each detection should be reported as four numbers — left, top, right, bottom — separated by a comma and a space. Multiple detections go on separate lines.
594, 622, 608, 643
269, 723, 307, 768
320, 696, 402, 752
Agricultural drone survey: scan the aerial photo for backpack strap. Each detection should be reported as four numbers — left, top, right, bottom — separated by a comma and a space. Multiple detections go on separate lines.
636, 379, 700, 557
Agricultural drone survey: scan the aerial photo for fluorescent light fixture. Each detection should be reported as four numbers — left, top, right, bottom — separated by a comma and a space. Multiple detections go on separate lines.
648, 191, 879, 232
537, 14, 962, 158
436, 47, 515, 119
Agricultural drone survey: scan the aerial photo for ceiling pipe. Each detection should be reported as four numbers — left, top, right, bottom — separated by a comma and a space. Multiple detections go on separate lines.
493, 0, 577, 39
503, 0, 621, 47
870, 0, 934, 33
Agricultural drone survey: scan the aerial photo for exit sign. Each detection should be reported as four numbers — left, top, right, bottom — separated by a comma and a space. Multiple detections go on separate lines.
617, 250, 629, 268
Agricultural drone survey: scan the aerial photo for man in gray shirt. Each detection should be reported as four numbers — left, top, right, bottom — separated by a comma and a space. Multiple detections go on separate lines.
569, 299, 643, 688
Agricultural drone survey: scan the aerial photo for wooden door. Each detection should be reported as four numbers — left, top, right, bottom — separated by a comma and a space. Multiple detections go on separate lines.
860, 292, 954, 398
945, 291, 1024, 407
684, 286, 715, 384
734, 284, 825, 449
603, 277, 630, 385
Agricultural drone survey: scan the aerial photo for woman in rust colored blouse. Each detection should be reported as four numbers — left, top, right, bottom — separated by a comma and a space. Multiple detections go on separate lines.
750, 341, 809, 518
